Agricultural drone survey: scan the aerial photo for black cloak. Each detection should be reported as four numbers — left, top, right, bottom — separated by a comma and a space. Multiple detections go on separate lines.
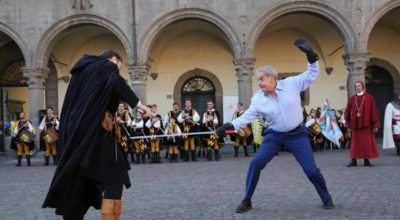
42, 55, 139, 215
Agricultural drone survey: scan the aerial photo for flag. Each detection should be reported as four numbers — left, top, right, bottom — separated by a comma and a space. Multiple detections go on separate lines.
318, 98, 343, 147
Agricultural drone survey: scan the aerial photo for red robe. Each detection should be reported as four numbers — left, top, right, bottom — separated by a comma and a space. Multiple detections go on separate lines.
345, 92, 380, 159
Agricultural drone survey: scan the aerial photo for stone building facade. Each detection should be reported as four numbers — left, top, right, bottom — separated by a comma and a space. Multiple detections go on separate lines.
0, 0, 399, 149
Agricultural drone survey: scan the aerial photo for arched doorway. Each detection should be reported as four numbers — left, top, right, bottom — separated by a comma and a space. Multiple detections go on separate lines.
144, 14, 235, 115
365, 65, 394, 138
181, 77, 215, 116
173, 68, 223, 120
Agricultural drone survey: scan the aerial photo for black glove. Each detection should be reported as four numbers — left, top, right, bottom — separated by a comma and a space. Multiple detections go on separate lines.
216, 122, 235, 138
294, 39, 319, 64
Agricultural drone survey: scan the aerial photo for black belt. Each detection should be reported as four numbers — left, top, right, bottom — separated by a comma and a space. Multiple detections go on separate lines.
265, 123, 304, 135
281, 123, 304, 134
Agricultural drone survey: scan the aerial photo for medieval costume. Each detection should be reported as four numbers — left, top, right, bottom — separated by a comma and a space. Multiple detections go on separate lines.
165, 107, 183, 159
178, 107, 200, 161
13, 116, 34, 167
146, 116, 162, 163
165, 109, 182, 125
164, 119, 182, 162
115, 107, 132, 161
202, 108, 221, 161
131, 114, 147, 163
232, 110, 250, 157
345, 81, 380, 167
39, 113, 59, 165
337, 109, 350, 150
306, 114, 324, 152
383, 93, 400, 155
42, 54, 142, 219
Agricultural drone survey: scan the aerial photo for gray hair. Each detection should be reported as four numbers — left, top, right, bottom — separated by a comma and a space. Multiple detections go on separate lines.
255, 66, 278, 79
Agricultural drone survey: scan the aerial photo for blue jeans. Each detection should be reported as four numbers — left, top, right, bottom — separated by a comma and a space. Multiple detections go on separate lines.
244, 126, 331, 203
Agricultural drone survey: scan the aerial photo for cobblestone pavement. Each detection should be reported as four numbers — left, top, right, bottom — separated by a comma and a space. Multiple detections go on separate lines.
0, 147, 399, 220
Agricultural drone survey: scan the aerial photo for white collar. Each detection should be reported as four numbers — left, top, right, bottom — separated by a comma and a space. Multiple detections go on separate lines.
356, 91, 364, 96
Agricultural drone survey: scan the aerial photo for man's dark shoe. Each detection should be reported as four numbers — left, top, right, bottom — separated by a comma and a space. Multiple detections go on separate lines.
236, 199, 252, 213
346, 159, 357, 167
323, 197, 334, 209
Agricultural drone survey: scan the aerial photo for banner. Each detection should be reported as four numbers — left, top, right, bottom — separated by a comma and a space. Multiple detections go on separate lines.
318, 98, 343, 147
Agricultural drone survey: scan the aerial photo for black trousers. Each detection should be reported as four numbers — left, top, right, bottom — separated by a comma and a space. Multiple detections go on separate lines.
104, 183, 123, 199
61, 176, 123, 220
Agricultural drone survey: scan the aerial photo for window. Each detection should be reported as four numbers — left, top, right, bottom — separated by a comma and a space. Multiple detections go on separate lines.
182, 77, 215, 94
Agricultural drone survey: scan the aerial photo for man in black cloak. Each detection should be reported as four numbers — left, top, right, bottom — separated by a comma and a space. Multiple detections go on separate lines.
42, 49, 152, 220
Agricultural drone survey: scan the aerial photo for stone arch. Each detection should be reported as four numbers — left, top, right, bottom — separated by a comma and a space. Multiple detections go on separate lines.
368, 57, 400, 92
173, 68, 223, 118
138, 8, 242, 62
361, 1, 400, 51
0, 22, 30, 66
247, 1, 357, 55
34, 13, 133, 67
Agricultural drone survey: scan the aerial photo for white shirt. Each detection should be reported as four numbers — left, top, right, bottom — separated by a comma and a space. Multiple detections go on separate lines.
131, 119, 144, 129
145, 118, 161, 128
13, 120, 33, 137
202, 109, 219, 125
177, 108, 200, 123
164, 110, 181, 127
232, 62, 319, 132
39, 116, 60, 131
164, 124, 182, 135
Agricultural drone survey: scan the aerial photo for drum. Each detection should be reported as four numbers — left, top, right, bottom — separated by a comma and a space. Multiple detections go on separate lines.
308, 121, 322, 136
18, 130, 35, 144
238, 126, 252, 138
43, 128, 58, 144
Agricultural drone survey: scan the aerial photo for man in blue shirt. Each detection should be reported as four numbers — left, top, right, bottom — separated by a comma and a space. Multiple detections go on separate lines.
217, 39, 334, 213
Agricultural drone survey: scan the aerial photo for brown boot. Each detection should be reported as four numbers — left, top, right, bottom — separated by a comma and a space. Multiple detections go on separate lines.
101, 199, 121, 220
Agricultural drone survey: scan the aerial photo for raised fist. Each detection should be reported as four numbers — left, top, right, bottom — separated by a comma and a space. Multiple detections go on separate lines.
294, 39, 319, 64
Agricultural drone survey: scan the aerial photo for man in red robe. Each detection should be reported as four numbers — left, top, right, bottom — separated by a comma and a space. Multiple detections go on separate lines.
345, 80, 380, 167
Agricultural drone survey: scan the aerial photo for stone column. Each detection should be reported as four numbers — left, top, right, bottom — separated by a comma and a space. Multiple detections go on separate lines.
343, 52, 370, 97
21, 67, 49, 144
235, 57, 256, 108
128, 62, 150, 104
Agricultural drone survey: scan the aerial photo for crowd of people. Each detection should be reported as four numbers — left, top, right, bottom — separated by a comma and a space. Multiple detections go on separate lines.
8, 99, 261, 166
7, 100, 396, 167
303, 106, 351, 152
